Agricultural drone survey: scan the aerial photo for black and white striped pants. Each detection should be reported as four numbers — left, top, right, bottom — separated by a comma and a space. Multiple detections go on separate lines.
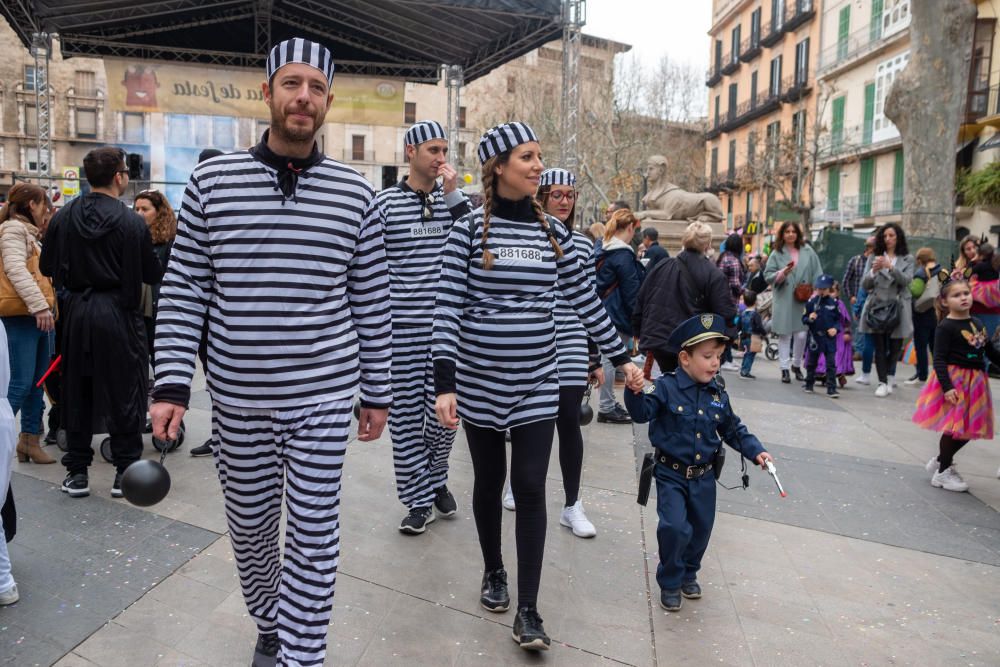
212, 399, 350, 667
389, 327, 455, 509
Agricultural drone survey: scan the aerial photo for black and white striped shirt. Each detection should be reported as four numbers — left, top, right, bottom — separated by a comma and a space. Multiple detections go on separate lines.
152, 147, 392, 409
432, 197, 630, 430
373, 181, 469, 327
554, 229, 597, 386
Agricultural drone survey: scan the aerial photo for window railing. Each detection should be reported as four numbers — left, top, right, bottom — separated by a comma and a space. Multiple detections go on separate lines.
817, 20, 906, 75
966, 83, 1000, 123
343, 149, 375, 162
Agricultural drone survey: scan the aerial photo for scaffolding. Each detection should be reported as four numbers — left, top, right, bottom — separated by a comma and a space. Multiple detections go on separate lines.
31, 32, 52, 179
561, 0, 585, 172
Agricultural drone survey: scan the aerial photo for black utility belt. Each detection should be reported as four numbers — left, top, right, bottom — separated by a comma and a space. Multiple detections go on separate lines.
657, 451, 715, 480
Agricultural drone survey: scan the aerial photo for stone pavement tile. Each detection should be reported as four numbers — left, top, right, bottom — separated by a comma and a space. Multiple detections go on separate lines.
838, 625, 997, 667
172, 616, 254, 667
326, 574, 406, 665
1, 618, 69, 667
146, 573, 232, 617
204, 589, 255, 635
52, 652, 103, 667
175, 551, 240, 593
111, 592, 203, 649
740, 617, 850, 666
728, 591, 833, 639
652, 617, 753, 666
73, 621, 183, 667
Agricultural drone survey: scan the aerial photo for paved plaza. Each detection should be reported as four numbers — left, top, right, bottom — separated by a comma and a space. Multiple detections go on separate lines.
3, 357, 1000, 666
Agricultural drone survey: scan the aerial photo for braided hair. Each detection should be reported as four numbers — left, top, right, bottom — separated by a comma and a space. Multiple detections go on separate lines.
479, 152, 564, 270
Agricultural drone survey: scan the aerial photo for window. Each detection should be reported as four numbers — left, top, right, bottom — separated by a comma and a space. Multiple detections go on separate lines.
193, 116, 211, 147
882, 0, 910, 38
731, 25, 741, 61
76, 108, 97, 138
404, 101, 416, 125
352, 135, 366, 161
863, 82, 876, 144
256, 119, 270, 138
870, 0, 883, 41
168, 114, 192, 145
968, 19, 996, 118
213, 116, 235, 148
24, 104, 37, 136
23, 65, 36, 92
831, 95, 845, 152
858, 158, 875, 216
750, 8, 761, 46
792, 110, 806, 148
728, 139, 737, 178
827, 166, 840, 211
75, 70, 96, 96
124, 112, 145, 143
747, 131, 757, 164
710, 147, 719, 181
836, 6, 850, 61
458, 106, 467, 129
714, 95, 720, 126
507, 76, 517, 94
771, 0, 785, 32
892, 150, 904, 212
714, 39, 723, 70
769, 56, 782, 97
794, 38, 810, 86
457, 141, 467, 163
24, 147, 48, 173
745, 191, 754, 221
873, 51, 909, 142
728, 83, 738, 118
766, 121, 781, 167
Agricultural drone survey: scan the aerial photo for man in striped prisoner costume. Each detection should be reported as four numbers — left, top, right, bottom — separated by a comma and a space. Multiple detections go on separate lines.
149, 38, 391, 667
373, 120, 471, 534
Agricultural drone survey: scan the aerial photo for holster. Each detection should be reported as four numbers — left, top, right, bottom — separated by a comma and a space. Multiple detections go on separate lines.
714, 446, 725, 480
637, 452, 655, 506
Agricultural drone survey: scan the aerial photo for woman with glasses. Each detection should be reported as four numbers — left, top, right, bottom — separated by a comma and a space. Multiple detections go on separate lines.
133, 190, 177, 367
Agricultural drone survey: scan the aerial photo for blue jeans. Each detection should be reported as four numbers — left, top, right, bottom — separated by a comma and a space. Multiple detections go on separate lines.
977, 313, 1000, 371
3, 316, 51, 434
740, 342, 756, 375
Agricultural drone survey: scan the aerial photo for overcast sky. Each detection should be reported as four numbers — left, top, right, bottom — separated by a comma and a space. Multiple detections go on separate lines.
584, 0, 712, 72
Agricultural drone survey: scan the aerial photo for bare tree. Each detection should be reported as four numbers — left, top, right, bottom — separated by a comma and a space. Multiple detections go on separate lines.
885, 0, 977, 238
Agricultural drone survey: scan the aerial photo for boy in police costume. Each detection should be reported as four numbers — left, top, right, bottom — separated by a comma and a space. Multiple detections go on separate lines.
624, 314, 773, 611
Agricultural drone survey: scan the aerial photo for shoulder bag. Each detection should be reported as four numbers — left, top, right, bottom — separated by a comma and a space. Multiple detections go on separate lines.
865, 298, 900, 333
0, 224, 55, 317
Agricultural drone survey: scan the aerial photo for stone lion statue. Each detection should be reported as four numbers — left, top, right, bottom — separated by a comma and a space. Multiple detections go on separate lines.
637, 155, 724, 223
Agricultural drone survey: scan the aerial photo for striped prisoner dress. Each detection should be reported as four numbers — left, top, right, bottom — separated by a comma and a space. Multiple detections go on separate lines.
554, 229, 597, 387
432, 197, 630, 430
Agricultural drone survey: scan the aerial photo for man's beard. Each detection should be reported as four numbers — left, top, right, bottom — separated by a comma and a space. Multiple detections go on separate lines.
270, 104, 321, 144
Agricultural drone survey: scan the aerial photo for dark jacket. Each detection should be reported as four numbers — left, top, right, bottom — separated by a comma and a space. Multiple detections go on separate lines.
632, 248, 736, 353
643, 242, 669, 272
802, 294, 842, 338
595, 237, 645, 335
745, 269, 767, 295
40, 193, 164, 434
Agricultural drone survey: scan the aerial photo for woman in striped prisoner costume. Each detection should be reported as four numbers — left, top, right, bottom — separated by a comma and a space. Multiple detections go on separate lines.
433, 123, 644, 651
373, 120, 471, 535
502, 167, 602, 538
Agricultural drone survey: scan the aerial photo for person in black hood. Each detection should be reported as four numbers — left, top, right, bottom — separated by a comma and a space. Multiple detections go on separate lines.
40, 146, 164, 499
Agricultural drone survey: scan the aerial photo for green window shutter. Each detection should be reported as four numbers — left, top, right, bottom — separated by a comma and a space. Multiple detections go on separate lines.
859, 158, 874, 216
831, 96, 845, 152
870, 0, 884, 42
837, 6, 851, 61
892, 150, 904, 212
862, 83, 875, 145
827, 166, 840, 211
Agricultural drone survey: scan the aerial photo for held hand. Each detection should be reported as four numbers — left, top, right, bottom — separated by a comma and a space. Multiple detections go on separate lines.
827, 327, 837, 337
588, 367, 605, 387
150, 401, 187, 442
435, 393, 460, 430
755, 451, 774, 470
34, 309, 54, 332
944, 389, 960, 405
357, 407, 388, 442
808, 312, 818, 321
438, 163, 458, 194
621, 362, 644, 393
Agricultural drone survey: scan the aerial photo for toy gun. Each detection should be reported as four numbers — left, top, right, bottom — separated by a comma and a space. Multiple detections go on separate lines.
764, 460, 787, 498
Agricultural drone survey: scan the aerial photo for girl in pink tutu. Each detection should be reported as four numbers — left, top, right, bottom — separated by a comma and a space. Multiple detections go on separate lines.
913, 276, 1000, 492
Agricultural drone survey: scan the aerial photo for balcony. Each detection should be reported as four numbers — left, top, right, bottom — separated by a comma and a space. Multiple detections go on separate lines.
782, 0, 815, 34
839, 190, 903, 220
965, 83, 1000, 127
706, 63, 722, 87
342, 149, 375, 162
817, 20, 907, 78
721, 51, 740, 75
740, 34, 762, 63
780, 74, 812, 103
761, 17, 784, 48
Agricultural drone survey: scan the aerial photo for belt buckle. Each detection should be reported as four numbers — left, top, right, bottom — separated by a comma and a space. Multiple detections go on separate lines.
685, 466, 696, 479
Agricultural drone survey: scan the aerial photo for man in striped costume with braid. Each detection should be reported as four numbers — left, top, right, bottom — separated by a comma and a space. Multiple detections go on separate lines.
373, 120, 471, 534
150, 38, 391, 667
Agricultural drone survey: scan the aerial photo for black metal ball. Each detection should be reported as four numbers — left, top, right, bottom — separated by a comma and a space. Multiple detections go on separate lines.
579, 401, 594, 426
121, 459, 171, 507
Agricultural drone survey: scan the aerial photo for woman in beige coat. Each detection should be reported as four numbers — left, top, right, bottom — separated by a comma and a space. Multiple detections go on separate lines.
0, 182, 56, 463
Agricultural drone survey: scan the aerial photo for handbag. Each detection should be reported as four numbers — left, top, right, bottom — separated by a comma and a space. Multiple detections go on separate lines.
914, 273, 941, 313
0, 231, 55, 317
793, 282, 812, 302
750, 335, 763, 353
865, 298, 900, 333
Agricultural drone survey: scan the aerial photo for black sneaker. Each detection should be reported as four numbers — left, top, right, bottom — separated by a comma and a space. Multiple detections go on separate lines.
792, 366, 804, 382
252, 632, 279, 667
827, 387, 840, 399
597, 406, 632, 424
739, 372, 755, 380
659, 588, 682, 611
803, 384, 814, 394
190, 440, 213, 457
480, 568, 510, 612
681, 581, 702, 599
433, 485, 457, 518
43, 428, 58, 445
511, 606, 550, 651
61, 473, 90, 498
398, 506, 435, 535
781, 369, 791, 384
111, 472, 124, 498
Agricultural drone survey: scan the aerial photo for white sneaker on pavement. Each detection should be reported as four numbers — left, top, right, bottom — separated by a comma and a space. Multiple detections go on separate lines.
855, 373, 870, 385
931, 466, 969, 492
904, 375, 922, 386
0, 583, 18, 606
887, 376, 895, 393
502, 481, 515, 511
926, 456, 940, 473
720, 361, 740, 372
874, 383, 889, 397
559, 500, 597, 538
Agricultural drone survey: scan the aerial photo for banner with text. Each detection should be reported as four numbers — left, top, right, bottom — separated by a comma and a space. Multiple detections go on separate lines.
104, 59, 404, 124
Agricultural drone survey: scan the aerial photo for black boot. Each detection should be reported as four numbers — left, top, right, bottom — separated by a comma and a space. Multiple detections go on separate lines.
781, 369, 791, 384
792, 366, 804, 382
512, 606, 550, 650
480, 568, 510, 612
251, 632, 279, 667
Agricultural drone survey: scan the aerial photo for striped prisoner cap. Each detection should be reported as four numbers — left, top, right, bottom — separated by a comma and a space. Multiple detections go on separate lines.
266, 38, 335, 86
404, 120, 447, 146
477, 122, 538, 164
539, 168, 576, 188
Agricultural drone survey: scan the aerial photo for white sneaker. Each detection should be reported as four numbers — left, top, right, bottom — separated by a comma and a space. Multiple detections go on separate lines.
502, 481, 515, 511
903, 376, 922, 386
874, 383, 889, 397
855, 373, 870, 385
931, 466, 969, 492
0, 583, 18, 606
887, 376, 895, 393
559, 500, 597, 538
720, 362, 740, 372
926, 456, 940, 473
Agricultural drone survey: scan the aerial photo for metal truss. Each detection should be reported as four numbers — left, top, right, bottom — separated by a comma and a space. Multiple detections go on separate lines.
444, 64, 464, 164
561, 0, 584, 172
31, 32, 52, 178
254, 0, 272, 55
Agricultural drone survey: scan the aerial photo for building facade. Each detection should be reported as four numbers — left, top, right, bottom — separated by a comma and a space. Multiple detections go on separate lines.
705, 0, 821, 245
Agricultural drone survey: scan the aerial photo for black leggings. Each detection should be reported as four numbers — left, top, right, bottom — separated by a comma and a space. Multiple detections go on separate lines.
937, 434, 969, 472
465, 419, 555, 609
556, 386, 586, 507
873, 334, 903, 384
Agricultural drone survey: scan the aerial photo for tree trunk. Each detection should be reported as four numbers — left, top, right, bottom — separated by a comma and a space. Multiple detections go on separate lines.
884, 0, 977, 239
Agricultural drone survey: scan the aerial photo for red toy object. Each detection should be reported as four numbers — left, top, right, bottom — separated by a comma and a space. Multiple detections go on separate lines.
36, 355, 61, 388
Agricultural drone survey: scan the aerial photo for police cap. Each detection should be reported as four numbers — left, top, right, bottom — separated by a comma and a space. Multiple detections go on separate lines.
667, 313, 730, 353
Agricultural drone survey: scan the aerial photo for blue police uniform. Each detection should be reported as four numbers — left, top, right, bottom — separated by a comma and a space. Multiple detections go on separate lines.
624, 314, 765, 593
802, 277, 842, 392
